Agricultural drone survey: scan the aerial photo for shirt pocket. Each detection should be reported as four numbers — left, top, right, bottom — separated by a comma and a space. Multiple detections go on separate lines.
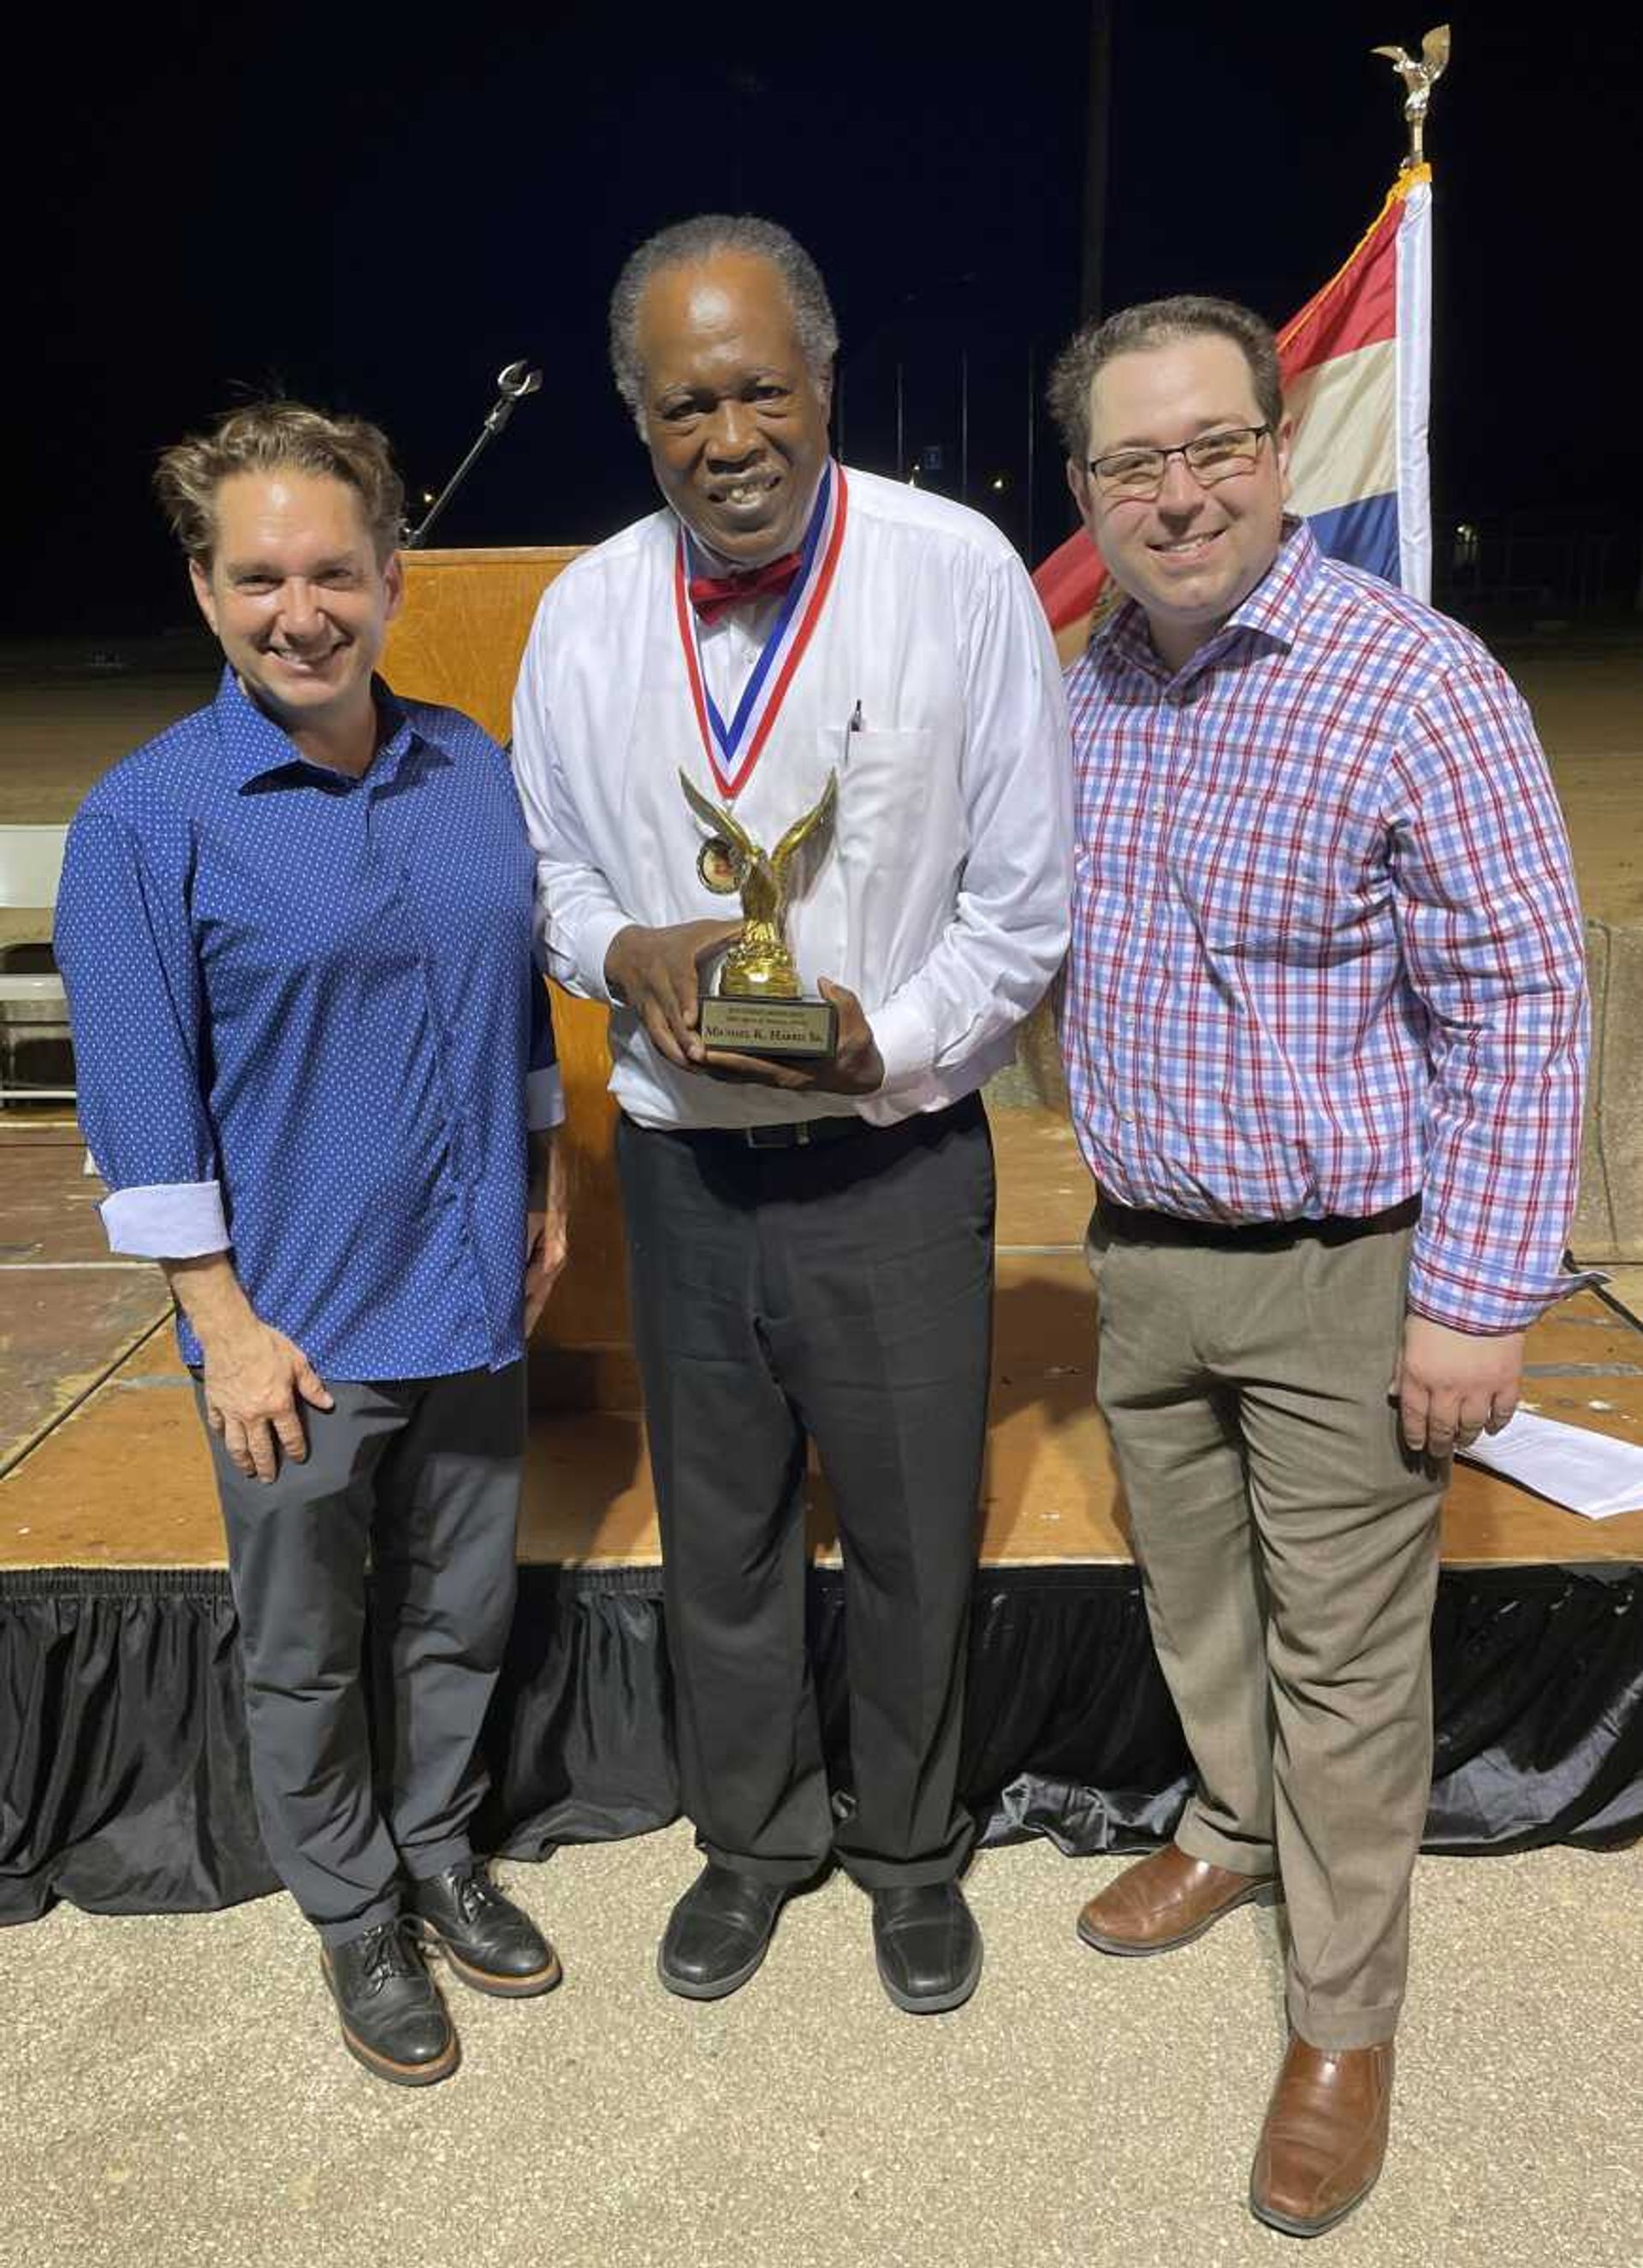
833, 727, 945, 876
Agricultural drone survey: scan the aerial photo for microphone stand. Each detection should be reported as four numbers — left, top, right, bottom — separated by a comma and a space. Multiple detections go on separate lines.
406, 360, 542, 548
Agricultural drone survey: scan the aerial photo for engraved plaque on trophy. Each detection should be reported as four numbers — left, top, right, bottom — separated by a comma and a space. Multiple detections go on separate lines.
679, 767, 839, 1060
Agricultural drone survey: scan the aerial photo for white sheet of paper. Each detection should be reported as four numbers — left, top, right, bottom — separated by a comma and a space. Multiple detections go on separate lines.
1456, 1407, 1643, 1519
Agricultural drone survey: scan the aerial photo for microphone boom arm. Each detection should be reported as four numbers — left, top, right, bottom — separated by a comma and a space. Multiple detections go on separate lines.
406, 359, 542, 549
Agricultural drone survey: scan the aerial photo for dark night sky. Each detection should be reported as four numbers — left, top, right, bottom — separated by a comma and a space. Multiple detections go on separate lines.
8, 3, 1640, 633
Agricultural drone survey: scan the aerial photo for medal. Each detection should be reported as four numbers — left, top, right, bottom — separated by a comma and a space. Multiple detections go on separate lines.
696, 836, 745, 896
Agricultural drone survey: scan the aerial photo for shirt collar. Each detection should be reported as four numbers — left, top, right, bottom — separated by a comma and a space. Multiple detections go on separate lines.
1094, 516, 1319, 686
209, 666, 418, 790
1220, 516, 1319, 654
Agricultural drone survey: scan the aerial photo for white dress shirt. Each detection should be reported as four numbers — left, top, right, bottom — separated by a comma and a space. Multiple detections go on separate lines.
511, 465, 1072, 1130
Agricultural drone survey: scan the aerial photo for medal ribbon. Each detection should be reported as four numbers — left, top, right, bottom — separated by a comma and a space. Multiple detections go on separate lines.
673, 460, 848, 801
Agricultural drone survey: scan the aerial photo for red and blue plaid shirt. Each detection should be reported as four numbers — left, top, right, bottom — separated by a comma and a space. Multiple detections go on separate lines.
1062, 521, 1589, 1335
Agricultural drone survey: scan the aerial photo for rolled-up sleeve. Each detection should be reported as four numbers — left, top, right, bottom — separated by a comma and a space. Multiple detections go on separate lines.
53, 805, 228, 1258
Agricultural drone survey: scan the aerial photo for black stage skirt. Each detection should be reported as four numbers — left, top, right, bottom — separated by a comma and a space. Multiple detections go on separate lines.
2, 1560, 1639, 1922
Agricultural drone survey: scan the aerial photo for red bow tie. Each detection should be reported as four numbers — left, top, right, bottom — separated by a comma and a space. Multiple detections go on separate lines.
688, 551, 802, 625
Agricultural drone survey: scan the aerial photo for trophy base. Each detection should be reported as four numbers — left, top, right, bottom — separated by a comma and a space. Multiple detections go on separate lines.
698, 992, 839, 1061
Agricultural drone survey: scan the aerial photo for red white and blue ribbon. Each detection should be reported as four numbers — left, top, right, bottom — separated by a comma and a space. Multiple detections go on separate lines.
673, 459, 849, 800
1033, 166, 1436, 636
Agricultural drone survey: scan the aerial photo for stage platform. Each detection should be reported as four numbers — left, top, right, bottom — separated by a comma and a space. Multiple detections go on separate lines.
3, 1109, 1641, 1925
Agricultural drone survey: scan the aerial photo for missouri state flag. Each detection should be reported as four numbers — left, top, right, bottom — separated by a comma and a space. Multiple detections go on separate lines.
1034, 165, 1436, 653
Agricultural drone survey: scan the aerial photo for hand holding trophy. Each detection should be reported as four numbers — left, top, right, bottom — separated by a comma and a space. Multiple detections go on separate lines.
680, 768, 840, 1059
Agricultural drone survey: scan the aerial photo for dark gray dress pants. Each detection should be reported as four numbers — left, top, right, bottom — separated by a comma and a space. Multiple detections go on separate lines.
201, 1362, 525, 1945
618, 1097, 995, 1890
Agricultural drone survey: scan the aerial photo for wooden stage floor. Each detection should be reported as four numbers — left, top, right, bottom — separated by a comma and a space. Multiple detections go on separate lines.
4, 1110, 1642, 1574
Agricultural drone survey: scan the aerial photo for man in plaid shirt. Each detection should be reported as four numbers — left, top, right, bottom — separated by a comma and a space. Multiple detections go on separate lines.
1050, 295, 1588, 2238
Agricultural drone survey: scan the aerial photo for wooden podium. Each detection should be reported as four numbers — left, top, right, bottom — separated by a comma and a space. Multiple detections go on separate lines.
383, 548, 638, 1412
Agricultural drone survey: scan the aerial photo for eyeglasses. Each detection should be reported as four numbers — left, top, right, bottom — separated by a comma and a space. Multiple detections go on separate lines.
1086, 424, 1272, 501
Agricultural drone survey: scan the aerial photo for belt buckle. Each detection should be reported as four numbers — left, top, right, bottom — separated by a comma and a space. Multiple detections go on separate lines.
744, 1121, 810, 1150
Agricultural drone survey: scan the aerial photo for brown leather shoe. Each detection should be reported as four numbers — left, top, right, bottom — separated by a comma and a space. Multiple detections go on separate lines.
1076, 1843, 1278, 1957
1249, 2036, 1395, 2237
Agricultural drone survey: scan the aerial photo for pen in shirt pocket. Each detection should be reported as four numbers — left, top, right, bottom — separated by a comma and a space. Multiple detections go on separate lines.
844, 699, 863, 767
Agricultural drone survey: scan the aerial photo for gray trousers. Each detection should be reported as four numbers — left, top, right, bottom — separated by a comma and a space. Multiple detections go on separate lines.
1092, 1222, 1443, 2051
201, 1364, 525, 1945
618, 1098, 995, 1890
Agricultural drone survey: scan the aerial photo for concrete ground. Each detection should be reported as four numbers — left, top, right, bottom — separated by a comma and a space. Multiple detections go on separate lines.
3, 1821, 1640, 2268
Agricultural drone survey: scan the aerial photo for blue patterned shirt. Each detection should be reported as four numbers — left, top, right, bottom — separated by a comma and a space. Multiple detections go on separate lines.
1062, 523, 1589, 1335
56, 669, 561, 1378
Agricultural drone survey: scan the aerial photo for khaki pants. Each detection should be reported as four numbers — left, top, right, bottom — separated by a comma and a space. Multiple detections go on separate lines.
1092, 1219, 1442, 2051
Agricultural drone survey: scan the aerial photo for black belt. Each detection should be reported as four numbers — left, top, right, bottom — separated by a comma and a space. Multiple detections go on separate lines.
738, 1116, 865, 1150
634, 1093, 984, 1154
662, 1113, 868, 1152
1096, 1192, 1421, 1252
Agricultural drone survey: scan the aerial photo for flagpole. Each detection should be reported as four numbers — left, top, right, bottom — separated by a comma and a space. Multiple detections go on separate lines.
1079, 3, 1113, 319
1025, 343, 1037, 566
1373, 26, 1449, 601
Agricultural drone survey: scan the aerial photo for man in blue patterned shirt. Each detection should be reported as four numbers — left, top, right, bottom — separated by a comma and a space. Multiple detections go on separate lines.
1049, 299, 1588, 2235
56, 402, 567, 2087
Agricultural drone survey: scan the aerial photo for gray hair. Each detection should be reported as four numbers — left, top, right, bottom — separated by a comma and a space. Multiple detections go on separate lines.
1047, 295, 1284, 468
608, 213, 839, 428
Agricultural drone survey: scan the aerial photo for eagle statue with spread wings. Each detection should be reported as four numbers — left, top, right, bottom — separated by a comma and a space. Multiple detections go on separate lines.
679, 767, 839, 1000
1372, 25, 1450, 165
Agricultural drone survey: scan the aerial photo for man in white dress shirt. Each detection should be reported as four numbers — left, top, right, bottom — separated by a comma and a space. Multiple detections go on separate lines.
513, 214, 1071, 2011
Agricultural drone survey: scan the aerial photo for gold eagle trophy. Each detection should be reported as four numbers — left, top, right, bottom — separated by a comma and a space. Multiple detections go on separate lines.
679, 767, 839, 1059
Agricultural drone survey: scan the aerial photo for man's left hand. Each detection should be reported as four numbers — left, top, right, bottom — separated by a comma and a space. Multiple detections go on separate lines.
701, 978, 885, 1096
1391, 1314, 1524, 1456
525, 1129, 569, 1334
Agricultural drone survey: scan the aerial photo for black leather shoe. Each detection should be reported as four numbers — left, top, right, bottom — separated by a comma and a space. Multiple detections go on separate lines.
321, 1918, 458, 2086
657, 1863, 788, 2000
871, 1881, 982, 2014
407, 1860, 561, 1998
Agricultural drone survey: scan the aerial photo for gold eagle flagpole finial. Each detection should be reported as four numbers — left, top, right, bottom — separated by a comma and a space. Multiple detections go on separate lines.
1371, 23, 1450, 169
